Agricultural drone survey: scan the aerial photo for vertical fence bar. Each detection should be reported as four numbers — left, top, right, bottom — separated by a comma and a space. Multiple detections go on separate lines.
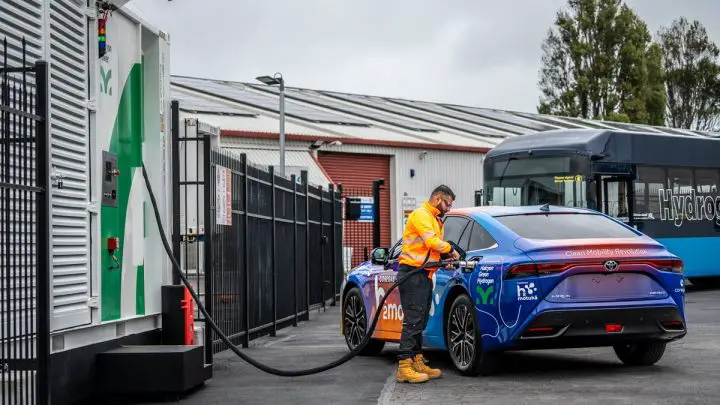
329, 184, 337, 306
35, 60, 51, 405
242, 154, 250, 347
319, 185, 325, 310
337, 183, 344, 296
292, 174, 298, 327
170, 100, 180, 284
202, 135, 213, 364
269, 166, 277, 337
22, 45, 30, 405
303, 171, 310, 317
372, 179, 384, 249
1, 40, 8, 405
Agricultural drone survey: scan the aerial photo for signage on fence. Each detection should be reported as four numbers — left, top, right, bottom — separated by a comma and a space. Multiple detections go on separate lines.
345, 196, 374, 222
216, 165, 232, 226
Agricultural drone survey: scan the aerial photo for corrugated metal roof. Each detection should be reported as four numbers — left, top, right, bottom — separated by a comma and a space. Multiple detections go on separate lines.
218, 146, 332, 188
170, 75, 720, 148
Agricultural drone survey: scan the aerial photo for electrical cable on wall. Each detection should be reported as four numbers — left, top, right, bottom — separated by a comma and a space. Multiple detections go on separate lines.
141, 163, 477, 376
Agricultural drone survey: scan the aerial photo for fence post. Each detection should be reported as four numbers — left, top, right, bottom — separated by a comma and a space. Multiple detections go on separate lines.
170, 100, 181, 285
242, 154, 250, 347
35, 59, 51, 405
303, 171, 310, 318
329, 183, 337, 306
372, 179, 384, 249
292, 174, 298, 327
319, 185, 326, 310
337, 183, 344, 299
270, 165, 277, 337
202, 135, 213, 363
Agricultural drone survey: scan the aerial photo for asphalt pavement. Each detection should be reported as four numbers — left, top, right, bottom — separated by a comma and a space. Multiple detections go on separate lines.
133, 286, 719, 405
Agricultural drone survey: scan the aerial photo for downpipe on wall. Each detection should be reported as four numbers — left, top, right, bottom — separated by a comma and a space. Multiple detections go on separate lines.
141, 163, 478, 377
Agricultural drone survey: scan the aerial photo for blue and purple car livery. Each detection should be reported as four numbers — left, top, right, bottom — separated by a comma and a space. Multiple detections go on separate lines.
340, 205, 687, 375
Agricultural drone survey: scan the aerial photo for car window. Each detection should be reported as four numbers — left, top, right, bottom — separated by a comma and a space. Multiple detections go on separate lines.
457, 222, 472, 251
495, 213, 639, 240
467, 222, 497, 251
443, 216, 471, 245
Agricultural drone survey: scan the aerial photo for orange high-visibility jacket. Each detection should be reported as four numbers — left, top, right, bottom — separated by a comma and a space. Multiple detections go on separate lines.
399, 201, 452, 276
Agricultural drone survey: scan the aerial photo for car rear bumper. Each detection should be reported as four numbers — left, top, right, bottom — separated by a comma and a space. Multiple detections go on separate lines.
511, 305, 686, 350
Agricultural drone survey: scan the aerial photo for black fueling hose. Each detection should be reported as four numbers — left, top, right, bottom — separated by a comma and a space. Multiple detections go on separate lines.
141, 164, 474, 376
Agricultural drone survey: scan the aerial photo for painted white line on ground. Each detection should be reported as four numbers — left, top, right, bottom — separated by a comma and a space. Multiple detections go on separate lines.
377, 368, 398, 405
262, 334, 297, 347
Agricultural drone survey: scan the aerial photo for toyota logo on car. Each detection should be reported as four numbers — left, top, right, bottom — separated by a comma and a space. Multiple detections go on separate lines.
604, 260, 619, 272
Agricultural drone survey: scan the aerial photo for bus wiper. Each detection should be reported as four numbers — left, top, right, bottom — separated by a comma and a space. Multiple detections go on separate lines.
497, 157, 516, 188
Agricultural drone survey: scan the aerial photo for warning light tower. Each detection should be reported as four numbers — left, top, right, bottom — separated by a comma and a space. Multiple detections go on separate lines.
98, 16, 107, 57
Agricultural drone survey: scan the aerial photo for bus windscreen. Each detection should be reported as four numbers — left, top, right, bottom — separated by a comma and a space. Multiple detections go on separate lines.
484, 156, 588, 208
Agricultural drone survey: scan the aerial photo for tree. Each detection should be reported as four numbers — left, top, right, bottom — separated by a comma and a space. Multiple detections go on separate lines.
657, 17, 720, 132
537, 0, 666, 125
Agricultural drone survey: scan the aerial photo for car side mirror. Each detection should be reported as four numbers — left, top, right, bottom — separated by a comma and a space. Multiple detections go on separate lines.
370, 248, 389, 265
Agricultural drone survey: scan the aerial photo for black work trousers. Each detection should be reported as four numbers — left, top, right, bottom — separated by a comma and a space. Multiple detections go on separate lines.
397, 264, 433, 361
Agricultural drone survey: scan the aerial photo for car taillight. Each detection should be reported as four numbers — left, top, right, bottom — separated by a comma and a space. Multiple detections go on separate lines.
506, 263, 539, 278
629, 259, 684, 273
657, 259, 684, 273
506, 258, 684, 278
507, 262, 578, 278
536, 262, 576, 274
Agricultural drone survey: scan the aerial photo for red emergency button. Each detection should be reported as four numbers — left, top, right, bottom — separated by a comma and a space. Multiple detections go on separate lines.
605, 323, 623, 333
108, 237, 120, 251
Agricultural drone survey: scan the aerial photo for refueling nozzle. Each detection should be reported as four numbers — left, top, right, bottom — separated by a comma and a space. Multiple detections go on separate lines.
456, 260, 479, 273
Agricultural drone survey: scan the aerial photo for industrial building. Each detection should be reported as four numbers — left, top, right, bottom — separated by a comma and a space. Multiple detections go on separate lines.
170, 74, 719, 248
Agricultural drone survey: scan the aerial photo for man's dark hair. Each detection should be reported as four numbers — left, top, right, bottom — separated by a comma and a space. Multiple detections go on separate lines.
431, 185, 455, 200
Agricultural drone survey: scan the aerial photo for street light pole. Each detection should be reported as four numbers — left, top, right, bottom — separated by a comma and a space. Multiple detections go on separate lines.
255, 73, 286, 176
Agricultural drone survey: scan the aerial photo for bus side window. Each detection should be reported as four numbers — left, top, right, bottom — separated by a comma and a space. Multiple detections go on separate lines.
635, 165, 667, 220
695, 168, 720, 230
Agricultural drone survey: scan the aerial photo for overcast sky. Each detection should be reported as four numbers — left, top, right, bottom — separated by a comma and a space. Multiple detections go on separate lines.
128, 0, 720, 114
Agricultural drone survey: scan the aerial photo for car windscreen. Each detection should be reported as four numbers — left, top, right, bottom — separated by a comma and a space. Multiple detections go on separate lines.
494, 213, 639, 240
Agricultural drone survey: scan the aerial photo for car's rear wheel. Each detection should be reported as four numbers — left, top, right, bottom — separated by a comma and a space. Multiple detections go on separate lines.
613, 341, 667, 366
343, 287, 385, 356
446, 294, 499, 376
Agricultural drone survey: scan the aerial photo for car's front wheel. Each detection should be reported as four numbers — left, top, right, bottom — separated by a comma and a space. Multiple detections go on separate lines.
343, 287, 385, 356
446, 294, 499, 376
613, 341, 667, 366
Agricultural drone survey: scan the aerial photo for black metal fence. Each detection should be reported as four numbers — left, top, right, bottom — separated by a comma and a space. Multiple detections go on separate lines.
171, 102, 344, 364
0, 38, 51, 405
205, 149, 343, 357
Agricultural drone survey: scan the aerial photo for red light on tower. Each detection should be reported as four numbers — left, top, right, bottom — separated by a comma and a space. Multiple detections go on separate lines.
98, 17, 107, 57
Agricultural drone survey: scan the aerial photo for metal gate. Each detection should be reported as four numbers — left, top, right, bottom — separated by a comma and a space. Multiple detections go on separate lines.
0, 38, 51, 405
170, 101, 345, 365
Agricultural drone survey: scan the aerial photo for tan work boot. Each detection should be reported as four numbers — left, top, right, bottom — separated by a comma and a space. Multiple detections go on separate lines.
396, 358, 429, 383
412, 354, 442, 379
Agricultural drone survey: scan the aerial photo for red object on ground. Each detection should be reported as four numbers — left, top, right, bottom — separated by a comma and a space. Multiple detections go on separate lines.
181, 287, 195, 345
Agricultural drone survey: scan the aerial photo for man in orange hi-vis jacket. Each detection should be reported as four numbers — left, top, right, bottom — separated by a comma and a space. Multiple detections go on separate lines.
395, 185, 459, 384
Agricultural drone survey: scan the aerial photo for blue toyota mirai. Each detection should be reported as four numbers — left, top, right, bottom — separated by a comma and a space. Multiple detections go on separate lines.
340, 205, 687, 375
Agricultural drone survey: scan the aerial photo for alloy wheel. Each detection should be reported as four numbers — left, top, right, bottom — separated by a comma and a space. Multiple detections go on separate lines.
344, 294, 367, 348
449, 301, 476, 368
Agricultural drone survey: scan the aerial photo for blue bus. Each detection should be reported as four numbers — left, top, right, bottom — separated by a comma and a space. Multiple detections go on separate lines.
482, 128, 720, 287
